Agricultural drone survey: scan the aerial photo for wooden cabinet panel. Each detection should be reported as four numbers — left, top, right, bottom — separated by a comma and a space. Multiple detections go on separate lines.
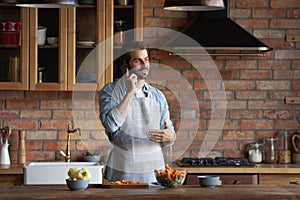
259, 174, 300, 185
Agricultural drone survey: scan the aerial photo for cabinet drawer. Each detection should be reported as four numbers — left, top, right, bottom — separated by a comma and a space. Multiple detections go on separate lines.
259, 174, 300, 185
185, 173, 258, 185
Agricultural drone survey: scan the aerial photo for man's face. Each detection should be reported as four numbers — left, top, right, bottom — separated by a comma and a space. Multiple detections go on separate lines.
128, 49, 150, 80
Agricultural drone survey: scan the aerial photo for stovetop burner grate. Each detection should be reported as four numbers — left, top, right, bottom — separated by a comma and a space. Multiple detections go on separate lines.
179, 157, 253, 167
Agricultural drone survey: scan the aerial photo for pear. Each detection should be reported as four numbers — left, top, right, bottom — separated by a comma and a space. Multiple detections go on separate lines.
68, 167, 81, 180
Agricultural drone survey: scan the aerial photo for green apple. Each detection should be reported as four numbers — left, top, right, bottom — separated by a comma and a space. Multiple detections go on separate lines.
76, 168, 91, 180
68, 167, 80, 180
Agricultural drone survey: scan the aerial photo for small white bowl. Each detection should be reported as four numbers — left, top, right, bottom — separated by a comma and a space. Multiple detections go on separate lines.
47, 37, 58, 45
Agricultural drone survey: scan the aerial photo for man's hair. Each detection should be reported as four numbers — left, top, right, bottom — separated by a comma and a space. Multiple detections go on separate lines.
120, 41, 149, 66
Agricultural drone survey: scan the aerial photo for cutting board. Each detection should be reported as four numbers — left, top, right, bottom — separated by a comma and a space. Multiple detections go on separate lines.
99, 179, 149, 189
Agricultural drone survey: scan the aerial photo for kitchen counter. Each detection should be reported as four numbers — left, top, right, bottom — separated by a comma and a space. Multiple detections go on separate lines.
175, 163, 300, 174
0, 185, 299, 200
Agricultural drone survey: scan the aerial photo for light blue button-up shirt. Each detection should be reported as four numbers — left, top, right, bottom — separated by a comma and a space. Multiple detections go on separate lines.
99, 77, 175, 144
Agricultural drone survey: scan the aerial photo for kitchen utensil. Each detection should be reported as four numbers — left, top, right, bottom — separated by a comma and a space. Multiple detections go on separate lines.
18, 130, 26, 165
292, 132, 300, 153
2, 126, 11, 144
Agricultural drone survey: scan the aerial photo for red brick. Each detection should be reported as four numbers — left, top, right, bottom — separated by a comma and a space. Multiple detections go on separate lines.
40, 100, 72, 109
143, 8, 153, 17
226, 101, 247, 109
275, 50, 300, 59
271, 19, 300, 29
240, 70, 271, 79
6, 100, 38, 109
253, 29, 285, 39
271, 0, 300, 8
248, 100, 279, 109
43, 141, 70, 151
293, 61, 300, 69
194, 80, 221, 90
0, 110, 19, 119
263, 110, 294, 119
236, 0, 268, 8
269, 91, 299, 100
144, 17, 171, 27
20, 110, 51, 119
230, 8, 251, 18
253, 9, 284, 18
274, 70, 300, 79
230, 110, 260, 119
4, 120, 36, 130
241, 119, 274, 130
52, 110, 84, 119
258, 60, 291, 69
236, 91, 267, 99
266, 39, 294, 49
257, 80, 290, 90
275, 120, 300, 130
154, 8, 186, 18
287, 9, 300, 18
293, 80, 300, 90
223, 80, 254, 90
26, 131, 57, 140
223, 131, 254, 140
26, 151, 54, 161
25, 91, 57, 99
39, 120, 70, 130
0, 91, 24, 99
225, 60, 257, 69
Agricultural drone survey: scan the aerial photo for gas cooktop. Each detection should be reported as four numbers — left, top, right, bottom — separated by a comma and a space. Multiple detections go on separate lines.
177, 157, 255, 167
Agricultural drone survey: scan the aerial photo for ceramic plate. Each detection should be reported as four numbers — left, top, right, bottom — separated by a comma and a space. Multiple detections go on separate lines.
77, 41, 95, 46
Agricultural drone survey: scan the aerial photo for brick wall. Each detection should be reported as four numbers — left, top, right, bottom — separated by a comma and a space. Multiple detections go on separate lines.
1, 0, 300, 164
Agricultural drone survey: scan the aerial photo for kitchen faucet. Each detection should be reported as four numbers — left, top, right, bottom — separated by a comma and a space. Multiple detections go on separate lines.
61, 124, 80, 162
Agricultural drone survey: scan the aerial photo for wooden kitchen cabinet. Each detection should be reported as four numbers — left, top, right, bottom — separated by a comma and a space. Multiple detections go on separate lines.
105, 0, 143, 81
0, 3, 29, 90
0, 0, 143, 91
259, 174, 300, 185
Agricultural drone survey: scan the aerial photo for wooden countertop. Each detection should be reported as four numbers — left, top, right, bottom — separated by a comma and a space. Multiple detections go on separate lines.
0, 185, 299, 200
0, 165, 24, 175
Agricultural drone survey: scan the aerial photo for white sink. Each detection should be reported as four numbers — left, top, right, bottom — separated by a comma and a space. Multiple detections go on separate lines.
24, 162, 103, 185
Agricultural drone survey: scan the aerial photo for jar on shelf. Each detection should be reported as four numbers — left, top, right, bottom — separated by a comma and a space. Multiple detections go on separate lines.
277, 130, 291, 164
114, 20, 126, 46
247, 143, 263, 163
263, 137, 278, 164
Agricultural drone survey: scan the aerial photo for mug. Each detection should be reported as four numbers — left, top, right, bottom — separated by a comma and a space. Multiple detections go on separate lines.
38, 26, 47, 45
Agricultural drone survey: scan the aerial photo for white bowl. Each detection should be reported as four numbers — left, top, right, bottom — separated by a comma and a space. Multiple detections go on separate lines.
47, 37, 58, 45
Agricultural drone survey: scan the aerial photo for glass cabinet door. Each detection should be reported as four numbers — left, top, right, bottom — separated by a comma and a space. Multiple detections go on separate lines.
67, 0, 106, 91
106, 0, 143, 82
0, 3, 29, 90
29, 7, 68, 91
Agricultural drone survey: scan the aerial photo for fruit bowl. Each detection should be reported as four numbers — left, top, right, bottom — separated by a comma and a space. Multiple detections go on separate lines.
66, 179, 89, 191
154, 165, 186, 188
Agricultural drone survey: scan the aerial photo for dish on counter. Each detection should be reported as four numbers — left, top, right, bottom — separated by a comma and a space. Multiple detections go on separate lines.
76, 41, 95, 46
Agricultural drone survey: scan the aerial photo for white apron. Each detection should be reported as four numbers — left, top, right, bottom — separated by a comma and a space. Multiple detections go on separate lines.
105, 95, 165, 183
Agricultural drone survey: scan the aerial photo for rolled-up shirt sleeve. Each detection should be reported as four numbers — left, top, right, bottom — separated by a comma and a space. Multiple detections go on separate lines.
99, 83, 126, 135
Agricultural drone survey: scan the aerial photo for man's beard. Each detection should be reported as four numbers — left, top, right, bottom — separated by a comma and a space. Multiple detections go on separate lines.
131, 66, 149, 80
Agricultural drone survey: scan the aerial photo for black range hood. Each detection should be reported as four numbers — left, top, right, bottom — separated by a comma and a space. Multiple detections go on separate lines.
166, 0, 272, 55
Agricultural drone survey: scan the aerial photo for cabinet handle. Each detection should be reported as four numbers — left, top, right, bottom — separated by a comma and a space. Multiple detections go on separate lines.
233, 180, 241, 185
290, 181, 300, 185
